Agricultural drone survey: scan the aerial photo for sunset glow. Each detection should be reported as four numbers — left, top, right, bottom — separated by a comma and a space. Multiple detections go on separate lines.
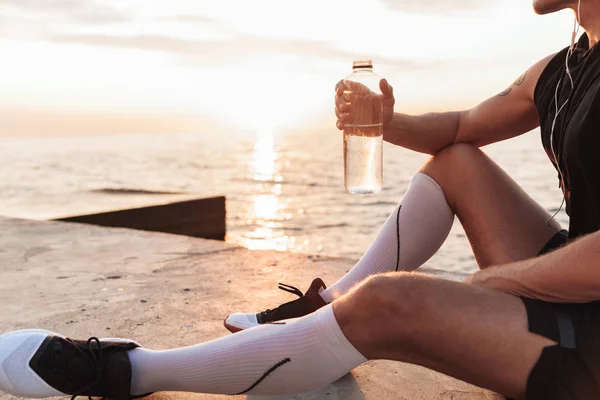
0, 0, 578, 134
0, 0, 578, 253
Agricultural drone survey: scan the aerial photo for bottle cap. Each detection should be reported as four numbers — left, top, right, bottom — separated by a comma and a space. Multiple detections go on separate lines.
352, 59, 373, 70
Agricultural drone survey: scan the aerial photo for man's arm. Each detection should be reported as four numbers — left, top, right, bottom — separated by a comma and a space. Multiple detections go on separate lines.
383, 54, 556, 155
470, 233, 600, 303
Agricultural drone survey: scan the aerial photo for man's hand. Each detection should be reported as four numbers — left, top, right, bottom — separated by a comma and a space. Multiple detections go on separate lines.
335, 79, 395, 130
464, 232, 600, 303
465, 267, 531, 298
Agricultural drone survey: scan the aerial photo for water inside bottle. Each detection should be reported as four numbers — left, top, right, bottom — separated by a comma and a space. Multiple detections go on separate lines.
344, 123, 383, 194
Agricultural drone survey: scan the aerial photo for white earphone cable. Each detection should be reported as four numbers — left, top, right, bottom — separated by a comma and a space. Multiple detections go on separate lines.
546, 0, 582, 227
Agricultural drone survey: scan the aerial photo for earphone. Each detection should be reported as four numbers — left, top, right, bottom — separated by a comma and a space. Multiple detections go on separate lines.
546, 0, 583, 227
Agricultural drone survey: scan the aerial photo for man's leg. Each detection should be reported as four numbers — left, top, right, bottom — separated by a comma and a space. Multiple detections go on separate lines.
322, 143, 561, 300
320, 171, 454, 301
0, 273, 552, 399
336, 273, 553, 399
136, 273, 548, 399
422, 143, 562, 267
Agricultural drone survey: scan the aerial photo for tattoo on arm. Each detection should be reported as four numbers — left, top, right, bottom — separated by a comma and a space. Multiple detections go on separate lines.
497, 70, 528, 97
514, 71, 527, 86
498, 87, 512, 97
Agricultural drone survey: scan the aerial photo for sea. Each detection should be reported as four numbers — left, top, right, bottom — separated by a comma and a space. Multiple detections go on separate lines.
0, 126, 568, 276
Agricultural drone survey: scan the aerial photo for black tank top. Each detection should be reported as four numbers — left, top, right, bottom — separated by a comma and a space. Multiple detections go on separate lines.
535, 33, 600, 239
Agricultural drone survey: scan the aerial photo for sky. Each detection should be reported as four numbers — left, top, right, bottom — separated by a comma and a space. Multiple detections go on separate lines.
0, 0, 579, 135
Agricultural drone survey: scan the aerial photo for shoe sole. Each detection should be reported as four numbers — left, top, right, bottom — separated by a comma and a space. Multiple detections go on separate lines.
1, 329, 59, 339
0, 329, 141, 397
0, 330, 67, 397
223, 318, 244, 333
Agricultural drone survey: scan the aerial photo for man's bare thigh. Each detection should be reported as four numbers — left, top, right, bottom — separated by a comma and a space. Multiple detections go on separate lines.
422, 144, 562, 268
335, 273, 556, 399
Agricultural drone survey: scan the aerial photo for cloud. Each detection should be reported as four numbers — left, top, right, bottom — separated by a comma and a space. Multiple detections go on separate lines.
1, 1, 444, 72
155, 15, 215, 24
46, 32, 433, 71
380, 0, 497, 15
0, 0, 128, 25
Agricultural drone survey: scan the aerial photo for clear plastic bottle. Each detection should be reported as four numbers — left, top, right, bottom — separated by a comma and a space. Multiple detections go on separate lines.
343, 59, 383, 195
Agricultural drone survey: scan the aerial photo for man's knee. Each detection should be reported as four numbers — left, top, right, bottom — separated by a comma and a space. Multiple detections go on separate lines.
350, 273, 434, 330
335, 273, 437, 357
419, 143, 487, 206
423, 143, 484, 175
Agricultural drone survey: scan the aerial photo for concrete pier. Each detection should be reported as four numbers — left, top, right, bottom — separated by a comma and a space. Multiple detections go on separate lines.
0, 216, 501, 400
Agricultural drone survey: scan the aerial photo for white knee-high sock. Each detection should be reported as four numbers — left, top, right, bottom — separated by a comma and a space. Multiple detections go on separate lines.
321, 172, 454, 302
129, 305, 366, 396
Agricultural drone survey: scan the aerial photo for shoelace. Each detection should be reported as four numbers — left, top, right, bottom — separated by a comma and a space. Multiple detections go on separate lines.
60, 337, 105, 400
262, 283, 304, 314
277, 283, 303, 298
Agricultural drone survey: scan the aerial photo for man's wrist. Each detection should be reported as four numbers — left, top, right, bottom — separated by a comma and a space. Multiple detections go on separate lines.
469, 265, 535, 298
385, 112, 403, 128
383, 112, 403, 140
468, 268, 493, 286
470, 266, 514, 290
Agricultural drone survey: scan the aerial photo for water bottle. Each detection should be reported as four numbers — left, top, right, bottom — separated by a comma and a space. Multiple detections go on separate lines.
343, 59, 383, 195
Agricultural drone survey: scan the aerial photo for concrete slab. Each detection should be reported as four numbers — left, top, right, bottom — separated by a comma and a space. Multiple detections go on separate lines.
2, 193, 210, 221
0, 217, 502, 400
55, 196, 226, 240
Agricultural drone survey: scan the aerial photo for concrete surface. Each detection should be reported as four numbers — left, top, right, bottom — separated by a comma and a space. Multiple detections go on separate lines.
0, 216, 502, 400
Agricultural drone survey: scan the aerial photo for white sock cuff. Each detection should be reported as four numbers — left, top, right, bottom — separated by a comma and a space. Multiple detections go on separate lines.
315, 304, 367, 370
413, 172, 444, 195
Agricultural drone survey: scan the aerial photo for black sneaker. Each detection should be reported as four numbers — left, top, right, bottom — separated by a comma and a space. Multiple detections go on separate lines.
224, 278, 328, 333
0, 329, 148, 399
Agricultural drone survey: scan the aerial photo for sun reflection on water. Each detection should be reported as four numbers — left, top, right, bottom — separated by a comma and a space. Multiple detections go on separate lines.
237, 126, 293, 251
250, 127, 278, 182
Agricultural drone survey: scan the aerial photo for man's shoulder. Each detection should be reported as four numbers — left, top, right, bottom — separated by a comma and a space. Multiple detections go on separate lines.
531, 52, 566, 104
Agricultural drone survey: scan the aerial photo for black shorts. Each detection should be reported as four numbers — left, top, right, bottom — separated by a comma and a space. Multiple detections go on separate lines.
521, 230, 600, 400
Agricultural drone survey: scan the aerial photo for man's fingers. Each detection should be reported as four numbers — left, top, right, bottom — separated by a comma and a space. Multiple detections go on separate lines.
380, 79, 395, 107
336, 79, 392, 130
335, 80, 344, 95
380, 79, 393, 97
335, 107, 351, 121
341, 80, 374, 96
335, 80, 351, 131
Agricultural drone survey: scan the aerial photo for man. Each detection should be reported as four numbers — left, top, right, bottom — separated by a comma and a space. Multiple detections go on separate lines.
1, 0, 599, 399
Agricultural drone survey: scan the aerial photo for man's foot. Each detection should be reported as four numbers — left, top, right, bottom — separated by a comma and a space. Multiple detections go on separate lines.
0, 329, 144, 399
224, 278, 328, 333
